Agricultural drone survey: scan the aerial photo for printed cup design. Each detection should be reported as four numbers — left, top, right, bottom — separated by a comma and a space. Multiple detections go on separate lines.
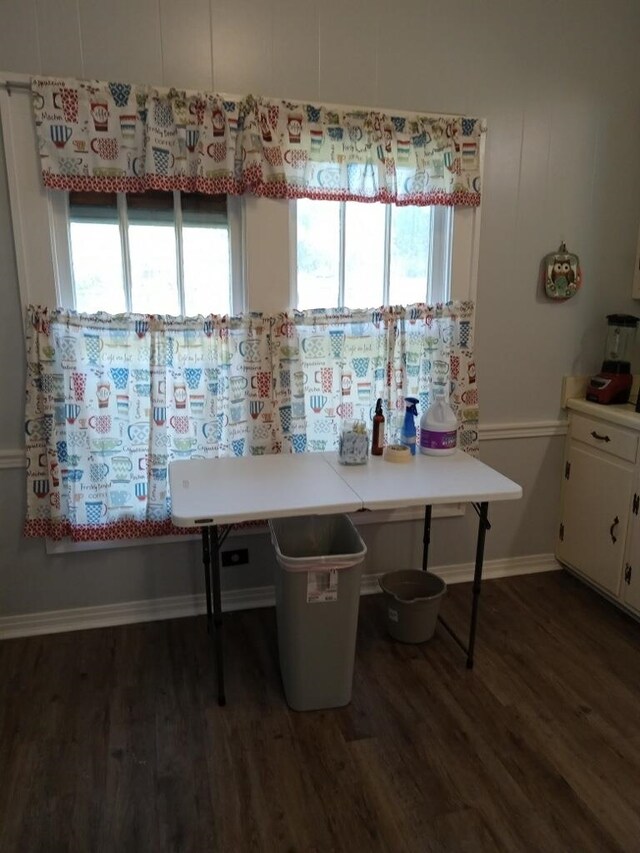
152, 146, 175, 175
50, 124, 72, 148
239, 339, 261, 361
309, 394, 327, 414
84, 334, 103, 365
120, 115, 137, 138
301, 337, 326, 359
173, 381, 187, 409
314, 367, 333, 393
279, 405, 292, 434
116, 394, 130, 417
91, 137, 119, 160
72, 372, 87, 401
110, 490, 129, 507
91, 100, 109, 131
128, 422, 150, 443
53, 88, 79, 122
56, 441, 68, 463
86, 501, 107, 524
64, 404, 81, 425
231, 438, 245, 457
40, 373, 65, 399
290, 433, 307, 453
329, 330, 345, 359
459, 321, 471, 348
112, 456, 133, 481
134, 482, 148, 502
292, 400, 305, 418
279, 370, 291, 390
249, 400, 264, 420
207, 141, 227, 162
336, 402, 353, 419
89, 414, 112, 434
184, 368, 202, 390
341, 373, 353, 396
33, 479, 50, 499
108, 82, 132, 108
110, 367, 129, 390
170, 415, 190, 434
154, 101, 173, 128
97, 381, 111, 409
189, 394, 205, 415
352, 357, 370, 378
90, 462, 110, 483
251, 371, 272, 399
186, 128, 200, 152
153, 406, 167, 426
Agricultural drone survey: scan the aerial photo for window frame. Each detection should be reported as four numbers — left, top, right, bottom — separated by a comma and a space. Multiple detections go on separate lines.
51, 189, 244, 316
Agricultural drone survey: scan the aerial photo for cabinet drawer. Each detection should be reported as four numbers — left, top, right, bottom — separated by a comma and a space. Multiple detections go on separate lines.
571, 414, 638, 462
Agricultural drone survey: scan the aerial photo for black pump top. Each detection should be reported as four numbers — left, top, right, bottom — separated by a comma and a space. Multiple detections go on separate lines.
375, 398, 383, 416
606, 314, 639, 327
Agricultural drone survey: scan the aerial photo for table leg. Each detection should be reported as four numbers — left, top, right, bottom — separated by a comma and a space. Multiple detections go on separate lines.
437, 501, 491, 668
201, 527, 212, 634
466, 501, 490, 670
210, 524, 226, 706
421, 504, 432, 571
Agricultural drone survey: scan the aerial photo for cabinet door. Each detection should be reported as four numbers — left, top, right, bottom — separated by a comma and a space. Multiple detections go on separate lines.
557, 444, 633, 596
622, 474, 640, 615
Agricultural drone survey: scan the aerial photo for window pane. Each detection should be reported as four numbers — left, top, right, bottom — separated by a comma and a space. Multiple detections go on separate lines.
343, 202, 385, 309
129, 223, 179, 315
296, 199, 340, 309
389, 206, 431, 305
183, 226, 231, 315
69, 221, 126, 313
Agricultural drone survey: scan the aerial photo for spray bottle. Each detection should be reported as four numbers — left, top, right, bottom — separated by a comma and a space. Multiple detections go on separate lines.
399, 397, 419, 456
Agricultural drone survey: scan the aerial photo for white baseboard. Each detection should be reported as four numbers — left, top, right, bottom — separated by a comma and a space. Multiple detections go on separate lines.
0, 553, 561, 640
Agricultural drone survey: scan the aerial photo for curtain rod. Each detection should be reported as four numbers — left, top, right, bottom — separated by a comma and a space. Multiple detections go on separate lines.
0, 80, 31, 93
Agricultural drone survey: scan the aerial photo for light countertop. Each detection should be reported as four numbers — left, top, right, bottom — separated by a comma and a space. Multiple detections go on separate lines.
566, 397, 640, 431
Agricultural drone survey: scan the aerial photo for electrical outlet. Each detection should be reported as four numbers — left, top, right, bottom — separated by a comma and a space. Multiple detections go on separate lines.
221, 548, 249, 567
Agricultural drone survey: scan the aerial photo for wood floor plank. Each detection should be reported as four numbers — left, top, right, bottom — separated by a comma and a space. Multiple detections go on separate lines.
2, 570, 640, 852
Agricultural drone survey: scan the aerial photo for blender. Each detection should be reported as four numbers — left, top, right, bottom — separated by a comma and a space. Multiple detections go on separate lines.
586, 314, 639, 405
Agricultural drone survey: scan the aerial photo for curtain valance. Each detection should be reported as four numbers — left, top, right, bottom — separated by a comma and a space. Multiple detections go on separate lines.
32, 76, 484, 206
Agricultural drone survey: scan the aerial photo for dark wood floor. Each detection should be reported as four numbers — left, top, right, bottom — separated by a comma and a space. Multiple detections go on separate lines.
1, 570, 640, 853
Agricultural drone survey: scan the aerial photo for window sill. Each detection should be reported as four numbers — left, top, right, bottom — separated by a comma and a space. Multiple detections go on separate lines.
44, 503, 465, 554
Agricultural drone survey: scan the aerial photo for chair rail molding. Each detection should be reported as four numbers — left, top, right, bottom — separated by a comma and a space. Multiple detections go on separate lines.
0, 419, 567, 472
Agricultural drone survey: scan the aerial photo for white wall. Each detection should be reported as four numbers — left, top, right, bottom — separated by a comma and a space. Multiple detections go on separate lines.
1, 0, 640, 624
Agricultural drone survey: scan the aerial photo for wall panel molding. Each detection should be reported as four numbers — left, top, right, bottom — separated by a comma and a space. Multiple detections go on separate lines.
0, 419, 567, 471
0, 553, 561, 639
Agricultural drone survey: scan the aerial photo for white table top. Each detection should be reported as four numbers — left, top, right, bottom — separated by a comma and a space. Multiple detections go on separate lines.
170, 450, 522, 527
169, 453, 362, 527
324, 450, 522, 511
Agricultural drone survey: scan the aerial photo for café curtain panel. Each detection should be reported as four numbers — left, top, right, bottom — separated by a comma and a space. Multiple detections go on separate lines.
24, 303, 478, 541
32, 76, 484, 206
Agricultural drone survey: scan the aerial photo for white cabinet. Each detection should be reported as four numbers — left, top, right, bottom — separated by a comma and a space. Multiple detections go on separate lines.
557, 403, 640, 618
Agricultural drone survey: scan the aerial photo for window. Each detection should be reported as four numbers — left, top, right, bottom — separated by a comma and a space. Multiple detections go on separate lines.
296, 200, 454, 309
57, 191, 240, 315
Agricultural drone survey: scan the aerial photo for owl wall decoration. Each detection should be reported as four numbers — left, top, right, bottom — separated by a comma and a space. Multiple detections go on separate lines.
543, 242, 582, 300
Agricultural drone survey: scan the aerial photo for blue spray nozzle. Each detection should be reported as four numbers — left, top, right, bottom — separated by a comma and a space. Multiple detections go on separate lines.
405, 396, 419, 416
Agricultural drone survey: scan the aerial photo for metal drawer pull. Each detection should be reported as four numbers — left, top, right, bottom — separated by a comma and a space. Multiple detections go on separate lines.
610, 516, 619, 544
590, 431, 611, 442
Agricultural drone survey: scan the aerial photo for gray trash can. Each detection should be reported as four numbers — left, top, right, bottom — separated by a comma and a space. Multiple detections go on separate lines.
269, 514, 367, 711
379, 570, 447, 643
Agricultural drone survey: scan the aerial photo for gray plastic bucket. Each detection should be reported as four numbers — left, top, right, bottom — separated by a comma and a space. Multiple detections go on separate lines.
379, 570, 447, 643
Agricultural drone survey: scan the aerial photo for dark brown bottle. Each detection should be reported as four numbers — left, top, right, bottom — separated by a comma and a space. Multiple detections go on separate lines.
372, 398, 385, 456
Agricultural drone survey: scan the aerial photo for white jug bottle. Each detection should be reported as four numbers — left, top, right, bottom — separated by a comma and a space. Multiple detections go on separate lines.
419, 388, 458, 455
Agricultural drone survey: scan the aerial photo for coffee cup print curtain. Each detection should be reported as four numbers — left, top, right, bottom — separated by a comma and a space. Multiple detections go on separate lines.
32, 77, 484, 206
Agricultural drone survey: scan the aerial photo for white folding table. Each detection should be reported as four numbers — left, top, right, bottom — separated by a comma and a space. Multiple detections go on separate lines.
170, 451, 522, 705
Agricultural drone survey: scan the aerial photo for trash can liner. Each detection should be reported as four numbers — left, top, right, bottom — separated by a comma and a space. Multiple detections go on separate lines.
269, 513, 367, 572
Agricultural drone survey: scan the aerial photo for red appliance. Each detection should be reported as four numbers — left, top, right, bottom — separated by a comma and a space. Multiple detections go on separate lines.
586, 314, 638, 405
